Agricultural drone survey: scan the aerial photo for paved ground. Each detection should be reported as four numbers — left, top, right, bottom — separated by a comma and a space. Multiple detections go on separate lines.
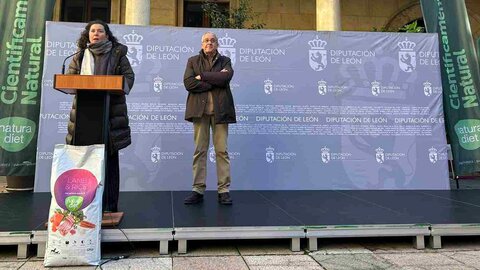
2, 237, 480, 269
1, 176, 480, 269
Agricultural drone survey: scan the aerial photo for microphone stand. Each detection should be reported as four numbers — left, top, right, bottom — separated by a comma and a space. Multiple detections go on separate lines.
61, 48, 85, 74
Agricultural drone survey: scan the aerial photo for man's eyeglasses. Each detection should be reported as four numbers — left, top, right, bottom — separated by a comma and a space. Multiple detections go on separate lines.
202, 39, 217, 44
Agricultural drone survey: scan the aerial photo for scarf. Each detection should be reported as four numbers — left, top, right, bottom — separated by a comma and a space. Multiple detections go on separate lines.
80, 40, 113, 75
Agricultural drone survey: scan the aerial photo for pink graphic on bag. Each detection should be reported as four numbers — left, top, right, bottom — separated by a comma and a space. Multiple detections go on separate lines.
54, 169, 98, 211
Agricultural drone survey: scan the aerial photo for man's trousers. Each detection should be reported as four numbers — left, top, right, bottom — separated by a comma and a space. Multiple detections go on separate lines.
192, 115, 231, 194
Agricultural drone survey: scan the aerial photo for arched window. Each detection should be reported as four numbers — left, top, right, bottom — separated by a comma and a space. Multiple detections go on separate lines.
61, 0, 110, 22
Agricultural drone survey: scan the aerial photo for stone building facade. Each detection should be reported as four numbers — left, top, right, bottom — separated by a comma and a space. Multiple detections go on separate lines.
53, 0, 480, 39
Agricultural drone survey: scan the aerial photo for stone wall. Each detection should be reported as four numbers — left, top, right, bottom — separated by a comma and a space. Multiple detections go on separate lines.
249, 0, 315, 30
54, 0, 479, 39
341, 0, 480, 39
141, 0, 315, 29
150, 0, 177, 25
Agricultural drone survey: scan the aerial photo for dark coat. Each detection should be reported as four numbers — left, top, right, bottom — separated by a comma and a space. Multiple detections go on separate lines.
183, 50, 236, 124
66, 43, 135, 152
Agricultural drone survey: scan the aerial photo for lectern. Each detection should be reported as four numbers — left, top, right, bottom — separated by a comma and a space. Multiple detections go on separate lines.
54, 74, 126, 226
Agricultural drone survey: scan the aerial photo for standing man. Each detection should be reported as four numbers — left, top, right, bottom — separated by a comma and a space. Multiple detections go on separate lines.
183, 32, 236, 205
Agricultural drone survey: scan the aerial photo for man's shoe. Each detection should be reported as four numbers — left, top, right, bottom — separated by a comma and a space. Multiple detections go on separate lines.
218, 192, 233, 205
184, 191, 204, 204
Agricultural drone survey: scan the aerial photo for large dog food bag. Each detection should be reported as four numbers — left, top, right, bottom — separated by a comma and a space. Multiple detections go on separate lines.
44, 144, 104, 266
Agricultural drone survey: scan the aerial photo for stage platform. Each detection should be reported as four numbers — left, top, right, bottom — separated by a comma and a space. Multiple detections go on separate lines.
1, 190, 480, 258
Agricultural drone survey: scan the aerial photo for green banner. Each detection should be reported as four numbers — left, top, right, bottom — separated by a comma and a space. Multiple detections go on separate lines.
421, 0, 480, 175
0, 0, 55, 176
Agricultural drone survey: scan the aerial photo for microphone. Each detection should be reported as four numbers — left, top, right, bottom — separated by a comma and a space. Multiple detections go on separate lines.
61, 48, 86, 74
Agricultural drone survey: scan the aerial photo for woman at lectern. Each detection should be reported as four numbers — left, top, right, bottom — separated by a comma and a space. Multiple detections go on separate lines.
66, 20, 135, 213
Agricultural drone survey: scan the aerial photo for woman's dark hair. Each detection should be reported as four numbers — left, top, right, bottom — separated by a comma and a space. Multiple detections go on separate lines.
77, 20, 118, 49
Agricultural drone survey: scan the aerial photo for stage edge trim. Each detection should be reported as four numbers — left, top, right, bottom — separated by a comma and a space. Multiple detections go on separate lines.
430, 223, 480, 236
173, 226, 305, 240
306, 224, 430, 238
32, 228, 174, 243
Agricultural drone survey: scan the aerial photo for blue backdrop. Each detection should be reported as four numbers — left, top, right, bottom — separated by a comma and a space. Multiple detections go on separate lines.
35, 22, 449, 192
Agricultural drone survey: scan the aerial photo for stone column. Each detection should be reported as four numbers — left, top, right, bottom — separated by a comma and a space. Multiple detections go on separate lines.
125, 0, 151, 25
316, 0, 341, 31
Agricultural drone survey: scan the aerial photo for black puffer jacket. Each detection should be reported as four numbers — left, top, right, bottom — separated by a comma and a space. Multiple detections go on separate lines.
183, 50, 236, 124
66, 43, 135, 152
